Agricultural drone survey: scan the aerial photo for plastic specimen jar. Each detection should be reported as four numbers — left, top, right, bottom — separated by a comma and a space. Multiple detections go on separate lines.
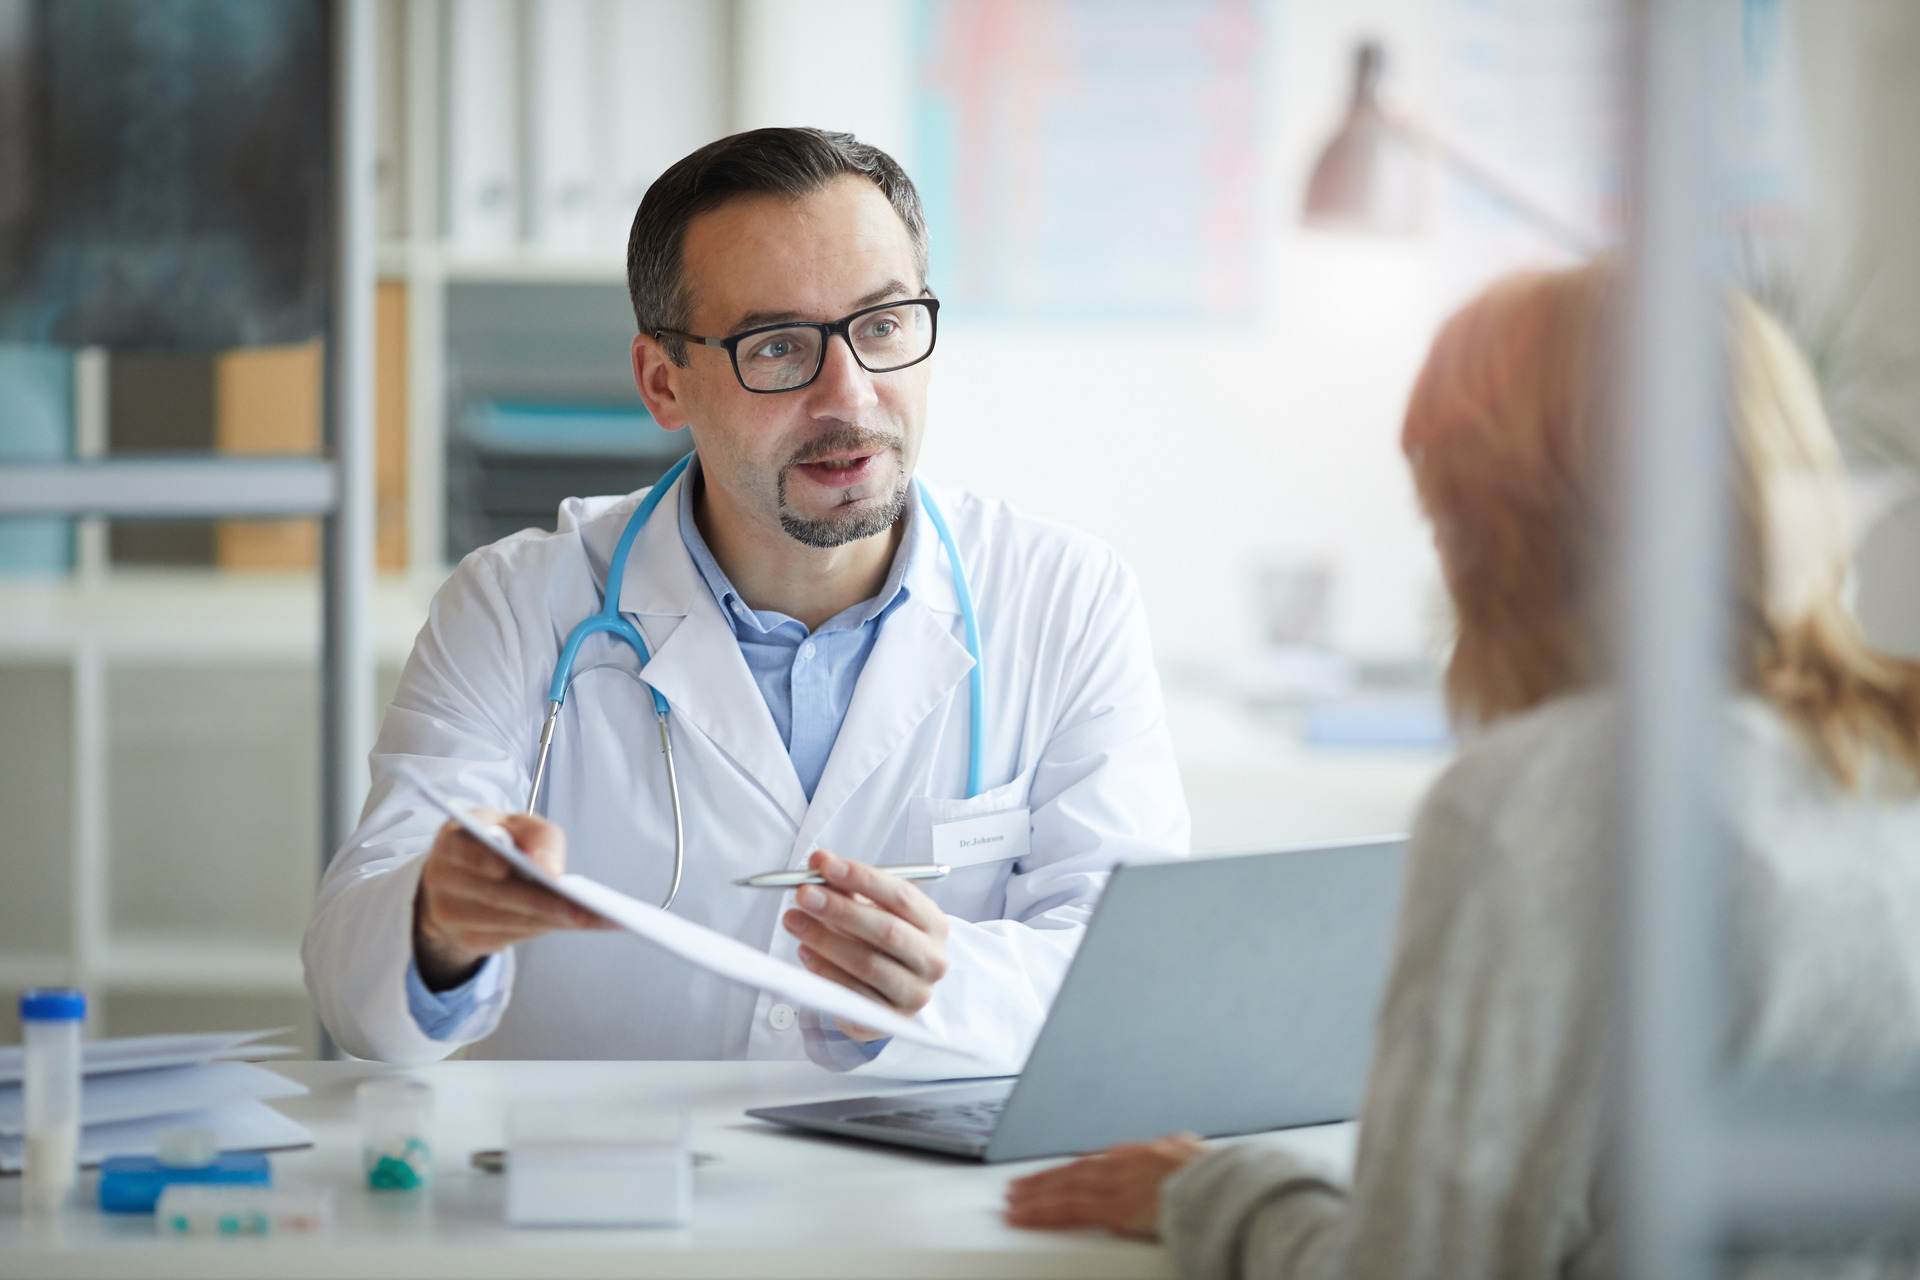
19, 988, 86, 1213
356, 1078, 433, 1191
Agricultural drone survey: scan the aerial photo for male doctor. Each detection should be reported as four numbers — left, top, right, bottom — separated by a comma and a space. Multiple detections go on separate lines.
303, 128, 1188, 1079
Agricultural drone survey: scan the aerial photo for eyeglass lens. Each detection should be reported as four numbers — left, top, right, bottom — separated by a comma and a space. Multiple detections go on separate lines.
734, 301, 935, 392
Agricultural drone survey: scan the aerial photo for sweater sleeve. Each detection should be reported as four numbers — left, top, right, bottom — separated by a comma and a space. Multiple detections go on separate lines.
1158, 733, 1611, 1280
1160, 1142, 1347, 1279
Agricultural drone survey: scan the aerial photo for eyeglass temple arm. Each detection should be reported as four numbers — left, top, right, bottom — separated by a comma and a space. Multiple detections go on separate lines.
652, 328, 728, 350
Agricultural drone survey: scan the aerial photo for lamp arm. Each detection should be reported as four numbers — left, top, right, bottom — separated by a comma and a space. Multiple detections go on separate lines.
1388, 113, 1604, 257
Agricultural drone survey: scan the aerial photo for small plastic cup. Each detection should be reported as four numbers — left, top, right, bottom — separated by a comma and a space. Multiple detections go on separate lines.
155, 1126, 220, 1169
356, 1078, 433, 1191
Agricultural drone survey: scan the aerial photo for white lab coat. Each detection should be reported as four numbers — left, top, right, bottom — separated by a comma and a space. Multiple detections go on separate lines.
302, 471, 1188, 1080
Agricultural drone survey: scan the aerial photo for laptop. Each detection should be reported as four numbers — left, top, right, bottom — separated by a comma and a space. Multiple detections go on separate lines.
747, 835, 1406, 1163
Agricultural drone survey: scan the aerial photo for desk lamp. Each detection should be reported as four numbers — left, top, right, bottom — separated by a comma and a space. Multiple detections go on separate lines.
1302, 41, 1600, 256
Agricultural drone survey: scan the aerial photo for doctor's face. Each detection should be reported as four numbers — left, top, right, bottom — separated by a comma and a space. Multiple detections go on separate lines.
638, 176, 931, 549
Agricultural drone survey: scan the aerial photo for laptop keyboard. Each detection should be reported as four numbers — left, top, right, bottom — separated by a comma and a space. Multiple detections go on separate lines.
845, 1098, 1007, 1139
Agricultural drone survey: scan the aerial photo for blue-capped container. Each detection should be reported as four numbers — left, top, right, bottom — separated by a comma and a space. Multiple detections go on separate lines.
99, 1150, 272, 1213
19, 988, 86, 1212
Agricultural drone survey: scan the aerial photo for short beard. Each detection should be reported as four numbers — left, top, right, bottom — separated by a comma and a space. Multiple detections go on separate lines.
775, 428, 910, 549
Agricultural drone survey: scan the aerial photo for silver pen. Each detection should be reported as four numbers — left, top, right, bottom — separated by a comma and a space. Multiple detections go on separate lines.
734, 863, 950, 889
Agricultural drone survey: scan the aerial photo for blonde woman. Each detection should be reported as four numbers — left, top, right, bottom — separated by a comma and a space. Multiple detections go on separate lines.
1006, 264, 1920, 1276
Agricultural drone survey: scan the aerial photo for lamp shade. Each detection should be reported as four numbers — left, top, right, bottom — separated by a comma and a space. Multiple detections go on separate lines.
1302, 42, 1423, 235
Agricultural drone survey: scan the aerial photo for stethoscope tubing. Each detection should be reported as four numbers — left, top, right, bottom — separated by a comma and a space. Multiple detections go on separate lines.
529, 453, 982, 910
917, 484, 985, 798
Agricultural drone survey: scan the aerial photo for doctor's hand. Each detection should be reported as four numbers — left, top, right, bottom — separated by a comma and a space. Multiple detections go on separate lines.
412, 810, 610, 991
783, 850, 951, 1041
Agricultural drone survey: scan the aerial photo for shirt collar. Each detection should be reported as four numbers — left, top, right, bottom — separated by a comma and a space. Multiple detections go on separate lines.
676, 453, 919, 635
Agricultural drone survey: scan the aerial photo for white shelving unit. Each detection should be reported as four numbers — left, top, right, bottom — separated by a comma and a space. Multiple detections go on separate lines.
0, 2, 387, 1053
0, 573, 432, 1033
0, 0, 721, 1049
0, 0, 855, 1049
379, 0, 685, 569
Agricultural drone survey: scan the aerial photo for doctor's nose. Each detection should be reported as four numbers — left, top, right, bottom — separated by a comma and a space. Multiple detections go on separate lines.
807, 333, 881, 421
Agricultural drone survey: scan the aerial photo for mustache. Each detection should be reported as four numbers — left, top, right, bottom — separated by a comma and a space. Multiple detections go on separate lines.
781, 424, 903, 470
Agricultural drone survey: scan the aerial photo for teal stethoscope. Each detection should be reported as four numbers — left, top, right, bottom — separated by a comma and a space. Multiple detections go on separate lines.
524, 453, 986, 910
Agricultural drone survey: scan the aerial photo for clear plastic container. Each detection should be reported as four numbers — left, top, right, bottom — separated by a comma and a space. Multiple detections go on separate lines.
506, 1102, 691, 1227
157, 1184, 335, 1236
356, 1077, 433, 1191
19, 988, 86, 1213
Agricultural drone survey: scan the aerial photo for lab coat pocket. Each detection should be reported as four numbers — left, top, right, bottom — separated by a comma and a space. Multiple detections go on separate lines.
906, 780, 1032, 871
904, 784, 1031, 920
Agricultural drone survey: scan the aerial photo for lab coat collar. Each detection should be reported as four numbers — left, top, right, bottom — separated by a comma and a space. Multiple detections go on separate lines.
592, 468, 811, 824
610, 461, 963, 623
585, 464, 973, 841
606, 465, 704, 619
794, 594, 975, 859
676, 454, 923, 633
791, 474, 974, 856
900, 477, 963, 618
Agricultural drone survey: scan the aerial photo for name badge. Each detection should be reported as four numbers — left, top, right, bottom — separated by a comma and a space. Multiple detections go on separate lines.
930, 807, 1031, 869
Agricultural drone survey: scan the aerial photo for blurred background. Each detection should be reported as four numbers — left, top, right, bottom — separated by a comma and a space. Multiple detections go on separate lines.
0, 0, 1915, 1063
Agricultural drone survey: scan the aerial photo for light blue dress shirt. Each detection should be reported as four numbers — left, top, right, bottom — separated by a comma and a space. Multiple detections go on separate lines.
674, 459, 916, 802
408, 460, 914, 1051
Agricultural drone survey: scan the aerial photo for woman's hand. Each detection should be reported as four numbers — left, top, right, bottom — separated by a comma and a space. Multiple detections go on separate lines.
1004, 1133, 1205, 1238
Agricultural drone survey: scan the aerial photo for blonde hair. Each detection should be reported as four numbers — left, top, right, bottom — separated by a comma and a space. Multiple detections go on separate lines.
1403, 263, 1920, 788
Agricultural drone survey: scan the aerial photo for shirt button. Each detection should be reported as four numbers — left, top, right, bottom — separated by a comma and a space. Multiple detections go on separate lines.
767, 1003, 797, 1031
800, 642, 815, 660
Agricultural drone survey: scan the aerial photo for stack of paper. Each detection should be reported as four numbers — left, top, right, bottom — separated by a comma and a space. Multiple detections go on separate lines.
0, 1031, 311, 1172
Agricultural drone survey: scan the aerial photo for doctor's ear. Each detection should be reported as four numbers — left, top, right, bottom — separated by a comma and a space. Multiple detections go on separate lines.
631, 333, 693, 431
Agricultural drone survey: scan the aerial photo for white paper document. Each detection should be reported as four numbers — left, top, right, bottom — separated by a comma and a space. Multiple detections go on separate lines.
0, 1030, 293, 1086
0, 1061, 307, 1136
399, 764, 977, 1057
0, 1099, 312, 1173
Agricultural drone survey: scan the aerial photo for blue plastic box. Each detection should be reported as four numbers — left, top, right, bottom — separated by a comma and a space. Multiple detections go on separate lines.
98, 1152, 271, 1213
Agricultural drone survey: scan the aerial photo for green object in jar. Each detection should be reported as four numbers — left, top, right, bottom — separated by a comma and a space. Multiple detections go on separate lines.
366, 1137, 430, 1190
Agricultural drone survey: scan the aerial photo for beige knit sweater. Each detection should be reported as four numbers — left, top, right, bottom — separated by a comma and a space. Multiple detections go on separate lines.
1160, 693, 1920, 1279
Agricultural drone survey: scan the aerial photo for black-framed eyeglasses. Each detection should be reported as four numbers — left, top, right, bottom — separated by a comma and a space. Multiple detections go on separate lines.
656, 297, 940, 394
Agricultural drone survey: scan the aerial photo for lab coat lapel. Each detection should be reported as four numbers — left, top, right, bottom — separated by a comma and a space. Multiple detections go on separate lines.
795, 598, 973, 858
606, 474, 809, 827
795, 490, 973, 859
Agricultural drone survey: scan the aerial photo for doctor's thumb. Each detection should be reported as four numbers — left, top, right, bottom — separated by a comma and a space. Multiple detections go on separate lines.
497, 811, 568, 877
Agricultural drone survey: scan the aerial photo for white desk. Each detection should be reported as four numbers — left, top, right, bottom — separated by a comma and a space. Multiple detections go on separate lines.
0, 1060, 1357, 1279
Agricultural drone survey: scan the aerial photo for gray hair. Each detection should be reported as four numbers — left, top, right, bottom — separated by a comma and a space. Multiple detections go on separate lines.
625, 127, 930, 364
